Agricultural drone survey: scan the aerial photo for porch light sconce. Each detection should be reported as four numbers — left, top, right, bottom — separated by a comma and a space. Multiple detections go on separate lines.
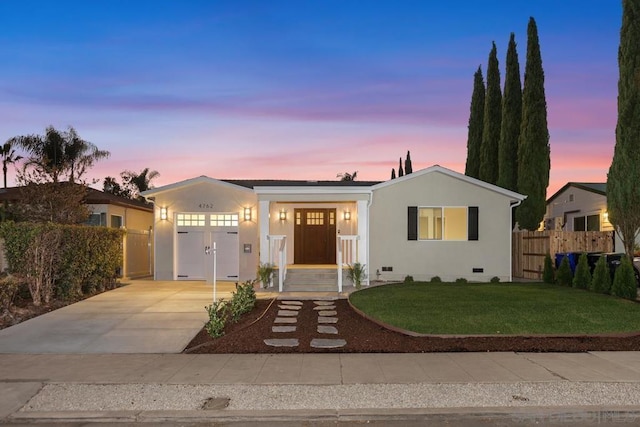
244, 207, 252, 222
603, 211, 609, 222
279, 210, 287, 221
160, 207, 168, 221
343, 211, 351, 221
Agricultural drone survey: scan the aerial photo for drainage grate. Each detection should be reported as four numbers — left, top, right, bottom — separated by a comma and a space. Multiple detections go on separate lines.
202, 397, 231, 410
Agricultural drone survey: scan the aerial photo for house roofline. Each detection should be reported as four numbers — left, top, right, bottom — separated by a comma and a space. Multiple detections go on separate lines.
546, 182, 606, 204
141, 176, 254, 198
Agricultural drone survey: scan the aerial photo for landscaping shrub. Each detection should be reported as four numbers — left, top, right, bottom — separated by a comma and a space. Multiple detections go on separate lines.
430, 276, 442, 283
556, 255, 573, 286
455, 278, 468, 284
542, 253, 555, 284
590, 255, 612, 294
403, 275, 414, 284
204, 300, 228, 338
347, 263, 367, 289
0, 273, 20, 313
572, 253, 591, 289
0, 221, 123, 305
490, 276, 500, 283
228, 280, 256, 322
257, 263, 274, 288
611, 257, 637, 300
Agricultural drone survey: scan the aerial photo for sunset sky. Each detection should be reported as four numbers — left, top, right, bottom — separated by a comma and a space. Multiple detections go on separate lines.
0, 1, 621, 196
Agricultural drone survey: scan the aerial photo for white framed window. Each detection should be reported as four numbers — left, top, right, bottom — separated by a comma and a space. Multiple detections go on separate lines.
210, 213, 239, 227
176, 213, 206, 227
418, 207, 468, 241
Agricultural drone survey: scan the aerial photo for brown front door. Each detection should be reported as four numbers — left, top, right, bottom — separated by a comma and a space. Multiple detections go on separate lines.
294, 208, 337, 264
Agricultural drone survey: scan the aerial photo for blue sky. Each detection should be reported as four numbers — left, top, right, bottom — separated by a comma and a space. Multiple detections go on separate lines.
0, 1, 622, 194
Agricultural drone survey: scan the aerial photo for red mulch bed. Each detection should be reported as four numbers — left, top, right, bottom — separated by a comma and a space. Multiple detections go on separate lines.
184, 298, 640, 353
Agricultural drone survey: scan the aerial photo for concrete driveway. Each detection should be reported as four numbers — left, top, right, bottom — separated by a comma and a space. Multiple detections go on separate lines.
0, 280, 237, 354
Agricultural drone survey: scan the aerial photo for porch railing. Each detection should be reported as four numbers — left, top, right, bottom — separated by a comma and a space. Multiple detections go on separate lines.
267, 235, 287, 291
337, 235, 359, 292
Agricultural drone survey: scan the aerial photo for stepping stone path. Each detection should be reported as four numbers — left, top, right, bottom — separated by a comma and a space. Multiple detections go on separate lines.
264, 299, 346, 349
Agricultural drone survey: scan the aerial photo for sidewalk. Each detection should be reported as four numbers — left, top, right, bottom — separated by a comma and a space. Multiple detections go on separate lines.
3, 351, 640, 424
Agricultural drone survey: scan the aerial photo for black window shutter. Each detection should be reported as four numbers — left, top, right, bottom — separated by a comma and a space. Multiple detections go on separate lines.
468, 206, 479, 241
408, 206, 418, 240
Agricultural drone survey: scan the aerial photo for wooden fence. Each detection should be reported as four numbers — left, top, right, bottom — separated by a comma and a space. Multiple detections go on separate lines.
512, 231, 614, 280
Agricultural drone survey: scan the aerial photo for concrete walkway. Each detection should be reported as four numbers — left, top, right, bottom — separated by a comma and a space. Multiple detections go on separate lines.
0, 280, 237, 353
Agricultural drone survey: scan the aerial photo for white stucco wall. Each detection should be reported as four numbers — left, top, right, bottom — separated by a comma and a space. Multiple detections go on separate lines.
149, 180, 259, 281
369, 171, 517, 282
545, 187, 612, 232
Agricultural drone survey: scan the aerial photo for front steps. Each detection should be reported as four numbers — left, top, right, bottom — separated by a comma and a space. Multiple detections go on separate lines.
282, 268, 339, 292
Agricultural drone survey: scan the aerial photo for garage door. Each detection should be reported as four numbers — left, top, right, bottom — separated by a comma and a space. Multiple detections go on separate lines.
175, 213, 239, 281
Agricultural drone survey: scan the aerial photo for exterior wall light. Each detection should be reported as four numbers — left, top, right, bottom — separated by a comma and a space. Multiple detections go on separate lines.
344, 211, 351, 221
603, 211, 609, 222
244, 207, 252, 222
279, 210, 287, 221
160, 207, 168, 221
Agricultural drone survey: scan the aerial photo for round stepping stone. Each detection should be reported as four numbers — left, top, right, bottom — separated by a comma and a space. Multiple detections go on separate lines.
319, 310, 337, 316
272, 326, 297, 333
279, 305, 301, 310
277, 310, 298, 317
274, 317, 297, 324
280, 301, 303, 306
317, 325, 338, 334
318, 317, 338, 324
310, 338, 346, 349
264, 338, 299, 347
313, 305, 335, 311
314, 301, 335, 306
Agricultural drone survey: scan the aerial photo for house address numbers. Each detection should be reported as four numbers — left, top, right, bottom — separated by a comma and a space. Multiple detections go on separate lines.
198, 203, 215, 209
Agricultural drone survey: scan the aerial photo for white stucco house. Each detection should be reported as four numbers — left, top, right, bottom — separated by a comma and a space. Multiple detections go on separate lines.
141, 165, 526, 290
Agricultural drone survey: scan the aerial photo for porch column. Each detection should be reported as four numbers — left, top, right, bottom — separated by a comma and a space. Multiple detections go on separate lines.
259, 200, 270, 265
357, 199, 369, 286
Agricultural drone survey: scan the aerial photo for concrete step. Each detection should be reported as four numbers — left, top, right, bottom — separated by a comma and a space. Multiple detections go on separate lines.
284, 269, 338, 286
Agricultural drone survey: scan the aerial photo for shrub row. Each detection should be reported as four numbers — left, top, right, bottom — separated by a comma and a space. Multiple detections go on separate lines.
204, 280, 257, 338
0, 221, 123, 305
543, 252, 637, 300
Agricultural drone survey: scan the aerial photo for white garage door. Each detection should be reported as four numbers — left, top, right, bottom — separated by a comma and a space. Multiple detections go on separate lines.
175, 213, 239, 281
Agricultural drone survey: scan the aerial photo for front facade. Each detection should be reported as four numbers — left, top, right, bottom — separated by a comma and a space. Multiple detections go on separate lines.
544, 183, 612, 233
142, 166, 525, 288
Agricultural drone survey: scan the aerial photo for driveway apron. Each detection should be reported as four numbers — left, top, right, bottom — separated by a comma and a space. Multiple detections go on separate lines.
0, 280, 235, 354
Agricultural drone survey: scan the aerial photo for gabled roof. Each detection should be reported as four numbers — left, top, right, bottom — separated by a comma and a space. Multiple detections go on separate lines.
547, 182, 607, 204
371, 165, 526, 202
0, 184, 153, 211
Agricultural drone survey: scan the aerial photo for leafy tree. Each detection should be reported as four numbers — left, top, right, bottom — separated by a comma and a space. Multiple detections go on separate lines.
556, 255, 573, 286
337, 171, 358, 181
572, 253, 591, 289
391, 168, 396, 180
542, 252, 554, 284
121, 168, 160, 200
465, 66, 485, 179
497, 33, 522, 191
590, 255, 611, 294
607, 0, 640, 259
516, 17, 550, 230
0, 141, 22, 189
398, 158, 404, 177
405, 151, 412, 174
611, 256, 637, 300
11, 126, 109, 184
479, 42, 502, 184
102, 176, 130, 198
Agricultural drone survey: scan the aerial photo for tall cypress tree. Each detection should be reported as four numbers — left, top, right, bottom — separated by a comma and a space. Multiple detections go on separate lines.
405, 151, 413, 174
479, 42, 502, 184
465, 66, 485, 179
497, 33, 522, 191
398, 158, 404, 177
608, 0, 640, 258
516, 17, 550, 230
391, 168, 396, 179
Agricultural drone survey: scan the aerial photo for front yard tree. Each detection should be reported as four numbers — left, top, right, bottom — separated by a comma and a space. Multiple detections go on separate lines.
1, 141, 22, 189
497, 33, 522, 192
608, 0, 640, 259
479, 42, 502, 184
516, 17, 550, 230
465, 66, 485, 179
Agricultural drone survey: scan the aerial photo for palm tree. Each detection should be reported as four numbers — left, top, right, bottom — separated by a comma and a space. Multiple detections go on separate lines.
337, 171, 358, 181
122, 168, 160, 200
1, 141, 22, 188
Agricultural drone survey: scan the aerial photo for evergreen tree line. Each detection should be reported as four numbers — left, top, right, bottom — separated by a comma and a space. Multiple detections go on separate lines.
465, 17, 550, 231
390, 150, 412, 179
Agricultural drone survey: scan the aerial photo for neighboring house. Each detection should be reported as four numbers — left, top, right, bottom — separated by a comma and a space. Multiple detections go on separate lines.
142, 165, 525, 290
0, 186, 154, 279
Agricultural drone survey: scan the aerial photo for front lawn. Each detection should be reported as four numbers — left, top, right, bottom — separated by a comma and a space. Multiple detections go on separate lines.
349, 282, 640, 335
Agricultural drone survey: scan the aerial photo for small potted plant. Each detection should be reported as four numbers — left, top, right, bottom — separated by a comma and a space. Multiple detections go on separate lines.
347, 262, 367, 290
257, 263, 275, 289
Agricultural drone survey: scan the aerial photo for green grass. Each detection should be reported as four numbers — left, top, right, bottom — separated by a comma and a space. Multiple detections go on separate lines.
349, 282, 640, 335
